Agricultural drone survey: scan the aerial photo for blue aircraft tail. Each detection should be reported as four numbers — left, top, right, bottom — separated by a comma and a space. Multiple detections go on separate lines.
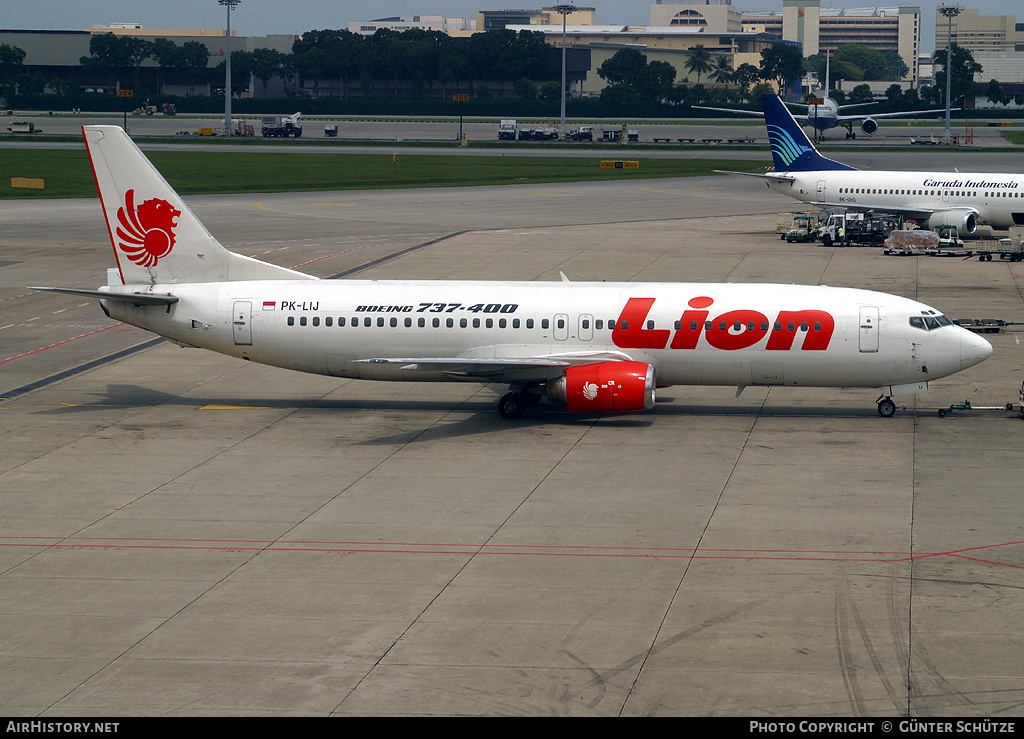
761, 94, 855, 172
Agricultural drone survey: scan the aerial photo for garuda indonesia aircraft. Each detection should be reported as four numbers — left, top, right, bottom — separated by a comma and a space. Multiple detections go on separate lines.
34, 125, 992, 419
721, 93, 1024, 235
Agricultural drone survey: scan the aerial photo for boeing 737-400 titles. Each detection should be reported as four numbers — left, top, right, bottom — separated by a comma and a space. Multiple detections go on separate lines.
32, 125, 992, 419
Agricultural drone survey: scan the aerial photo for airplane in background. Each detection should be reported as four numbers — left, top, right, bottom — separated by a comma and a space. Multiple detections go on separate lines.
716, 93, 1024, 236
697, 56, 952, 140
32, 125, 991, 419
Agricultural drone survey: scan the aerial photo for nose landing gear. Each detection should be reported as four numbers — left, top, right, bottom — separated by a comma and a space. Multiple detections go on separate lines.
876, 396, 897, 417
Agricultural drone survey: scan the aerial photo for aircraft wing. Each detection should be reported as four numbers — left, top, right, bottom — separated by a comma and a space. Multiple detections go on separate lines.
692, 106, 764, 117
835, 108, 957, 123
354, 351, 635, 383
792, 199, 960, 222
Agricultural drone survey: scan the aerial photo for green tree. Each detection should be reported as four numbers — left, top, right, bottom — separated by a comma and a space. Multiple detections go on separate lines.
986, 79, 1009, 106
932, 44, 983, 105
709, 55, 734, 85
681, 44, 713, 84
598, 48, 647, 86
848, 83, 874, 104
0, 43, 27, 84
15, 71, 46, 95
758, 43, 803, 92
833, 43, 887, 80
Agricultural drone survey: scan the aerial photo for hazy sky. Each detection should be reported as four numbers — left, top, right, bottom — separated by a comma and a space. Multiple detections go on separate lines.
3, 1, 1020, 53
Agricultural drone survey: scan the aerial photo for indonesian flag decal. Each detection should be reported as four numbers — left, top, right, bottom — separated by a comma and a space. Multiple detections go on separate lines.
115, 189, 181, 267
263, 301, 276, 310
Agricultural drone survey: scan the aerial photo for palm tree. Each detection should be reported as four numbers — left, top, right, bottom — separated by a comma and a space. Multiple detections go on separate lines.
682, 44, 713, 84
709, 55, 734, 85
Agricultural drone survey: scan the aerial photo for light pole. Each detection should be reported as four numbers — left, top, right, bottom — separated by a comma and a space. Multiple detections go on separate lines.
553, 4, 575, 138
220, 0, 241, 136
939, 5, 962, 144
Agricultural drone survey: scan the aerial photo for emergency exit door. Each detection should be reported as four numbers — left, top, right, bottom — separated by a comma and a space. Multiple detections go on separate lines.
858, 306, 879, 353
233, 301, 252, 346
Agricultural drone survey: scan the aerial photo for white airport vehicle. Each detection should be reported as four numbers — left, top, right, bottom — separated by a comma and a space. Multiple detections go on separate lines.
719, 94, 1024, 236
32, 125, 993, 419
498, 119, 517, 140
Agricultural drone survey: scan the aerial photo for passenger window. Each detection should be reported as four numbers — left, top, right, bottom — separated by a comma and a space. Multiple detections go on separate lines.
377, 317, 384, 327
527, 319, 534, 329
300, 316, 307, 326
363, 317, 371, 327
542, 319, 549, 329
338, 317, 345, 327
312, 317, 320, 327
287, 316, 295, 326
405, 317, 412, 327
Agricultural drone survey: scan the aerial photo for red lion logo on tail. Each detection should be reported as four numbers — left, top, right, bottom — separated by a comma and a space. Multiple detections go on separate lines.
115, 189, 181, 267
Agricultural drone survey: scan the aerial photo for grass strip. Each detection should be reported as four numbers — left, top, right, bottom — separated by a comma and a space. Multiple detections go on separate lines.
1, 149, 767, 199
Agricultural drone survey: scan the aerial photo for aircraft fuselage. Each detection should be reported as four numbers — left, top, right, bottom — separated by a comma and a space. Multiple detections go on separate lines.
103, 279, 989, 391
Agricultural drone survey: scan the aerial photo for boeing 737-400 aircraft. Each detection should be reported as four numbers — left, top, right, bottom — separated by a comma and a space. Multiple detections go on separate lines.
719, 94, 1024, 235
33, 125, 992, 419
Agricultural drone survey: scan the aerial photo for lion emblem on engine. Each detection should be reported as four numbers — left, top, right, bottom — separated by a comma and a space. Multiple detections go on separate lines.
582, 382, 599, 401
115, 189, 181, 267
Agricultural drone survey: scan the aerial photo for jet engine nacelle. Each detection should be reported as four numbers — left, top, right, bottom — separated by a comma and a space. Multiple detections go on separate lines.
545, 361, 656, 413
860, 118, 878, 136
927, 209, 978, 235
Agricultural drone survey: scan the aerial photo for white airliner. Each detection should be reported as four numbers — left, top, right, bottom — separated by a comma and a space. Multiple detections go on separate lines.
697, 56, 951, 140
721, 94, 1024, 236
33, 125, 992, 419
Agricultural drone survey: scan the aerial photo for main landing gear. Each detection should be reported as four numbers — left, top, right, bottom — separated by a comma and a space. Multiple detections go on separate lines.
497, 386, 542, 420
876, 395, 897, 417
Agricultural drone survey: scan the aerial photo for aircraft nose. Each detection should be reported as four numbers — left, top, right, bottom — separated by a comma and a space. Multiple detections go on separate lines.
960, 328, 993, 370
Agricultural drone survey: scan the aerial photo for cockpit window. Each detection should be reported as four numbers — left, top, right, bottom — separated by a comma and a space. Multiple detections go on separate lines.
910, 314, 953, 331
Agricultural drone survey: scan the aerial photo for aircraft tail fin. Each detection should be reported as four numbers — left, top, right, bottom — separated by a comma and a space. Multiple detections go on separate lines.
83, 125, 315, 285
761, 94, 855, 173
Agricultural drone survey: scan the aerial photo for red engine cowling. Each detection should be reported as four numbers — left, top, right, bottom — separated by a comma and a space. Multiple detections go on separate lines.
546, 361, 656, 413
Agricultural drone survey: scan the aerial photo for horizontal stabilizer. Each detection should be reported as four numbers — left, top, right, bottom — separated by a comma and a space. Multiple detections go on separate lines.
30, 286, 179, 306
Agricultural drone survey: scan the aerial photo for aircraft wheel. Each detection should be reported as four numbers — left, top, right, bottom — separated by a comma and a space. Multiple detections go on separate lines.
877, 398, 896, 417
498, 392, 527, 420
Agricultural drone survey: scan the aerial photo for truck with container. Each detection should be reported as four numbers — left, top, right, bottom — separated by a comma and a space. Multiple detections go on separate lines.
818, 212, 897, 247
498, 119, 517, 140
261, 112, 302, 138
